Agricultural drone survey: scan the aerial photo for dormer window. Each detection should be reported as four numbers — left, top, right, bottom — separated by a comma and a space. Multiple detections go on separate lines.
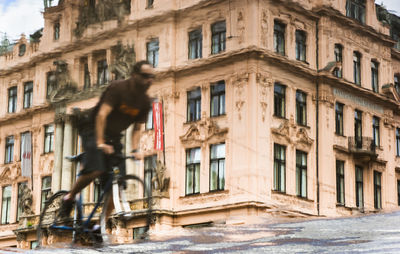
18, 44, 26, 56
54, 22, 60, 41
346, 0, 365, 23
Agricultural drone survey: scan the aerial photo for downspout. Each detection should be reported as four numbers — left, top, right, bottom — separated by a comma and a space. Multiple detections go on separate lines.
315, 18, 320, 216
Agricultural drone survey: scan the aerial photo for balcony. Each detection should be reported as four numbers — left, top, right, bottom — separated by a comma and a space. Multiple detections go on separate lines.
348, 137, 377, 162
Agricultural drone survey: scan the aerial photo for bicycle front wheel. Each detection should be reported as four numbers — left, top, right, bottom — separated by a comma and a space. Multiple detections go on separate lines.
100, 174, 152, 243
36, 190, 69, 248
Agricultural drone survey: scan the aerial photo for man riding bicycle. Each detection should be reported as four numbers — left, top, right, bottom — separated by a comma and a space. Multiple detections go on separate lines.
59, 60, 155, 220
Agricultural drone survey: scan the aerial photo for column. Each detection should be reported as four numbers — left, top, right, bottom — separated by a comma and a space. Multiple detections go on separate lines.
61, 117, 74, 190
51, 118, 64, 192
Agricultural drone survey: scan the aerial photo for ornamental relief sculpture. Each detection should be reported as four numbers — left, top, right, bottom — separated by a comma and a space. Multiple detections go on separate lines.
140, 131, 155, 153
180, 117, 228, 147
271, 117, 313, 148
261, 11, 268, 48
237, 10, 245, 44
48, 60, 77, 104
231, 73, 249, 121
256, 73, 273, 122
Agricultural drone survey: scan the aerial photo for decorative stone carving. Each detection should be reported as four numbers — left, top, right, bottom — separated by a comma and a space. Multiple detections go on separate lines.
237, 11, 245, 44
49, 60, 77, 103
232, 73, 249, 120
180, 117, 228, 146
19, 184, 34, 216
261, 11, 268, 47
383, 111, 395, 128
110, 41, 136, 79
257, 73, 273, 122
271, 117, 313, 147
140, 131, 155, 152
313, 91, 334, 108
0, 168, 12, 184
151, 160, 170, 197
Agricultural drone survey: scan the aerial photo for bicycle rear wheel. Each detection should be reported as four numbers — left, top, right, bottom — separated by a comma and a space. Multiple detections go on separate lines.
99, 174, 152, 243
36, 190, 69, 248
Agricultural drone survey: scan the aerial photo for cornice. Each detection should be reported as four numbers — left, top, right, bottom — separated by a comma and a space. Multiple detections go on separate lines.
0, 105, 53, 127
392, 48, 400, 61
275, 0, 319, 20
314, 7, 395, 47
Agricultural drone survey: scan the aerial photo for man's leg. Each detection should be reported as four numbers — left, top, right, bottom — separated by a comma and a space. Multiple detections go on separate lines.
64, 170, 104, 201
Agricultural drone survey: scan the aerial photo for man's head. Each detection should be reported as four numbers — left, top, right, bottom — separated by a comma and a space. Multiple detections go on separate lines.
132, 60, 155, 89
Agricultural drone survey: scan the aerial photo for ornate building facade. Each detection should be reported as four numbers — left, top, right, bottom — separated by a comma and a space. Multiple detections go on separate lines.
0, 0, 400, 249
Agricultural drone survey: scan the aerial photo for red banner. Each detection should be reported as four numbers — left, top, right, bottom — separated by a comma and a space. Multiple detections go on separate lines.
153, 102, 164, 151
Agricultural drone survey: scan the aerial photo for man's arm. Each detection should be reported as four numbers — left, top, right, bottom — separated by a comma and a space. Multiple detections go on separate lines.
96, 103, 114, 154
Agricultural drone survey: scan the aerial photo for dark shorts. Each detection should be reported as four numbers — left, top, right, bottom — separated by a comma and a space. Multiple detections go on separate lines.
78, 128, 126, 187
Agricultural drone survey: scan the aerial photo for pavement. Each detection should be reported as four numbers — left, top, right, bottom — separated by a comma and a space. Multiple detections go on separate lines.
2, 211, 400, 253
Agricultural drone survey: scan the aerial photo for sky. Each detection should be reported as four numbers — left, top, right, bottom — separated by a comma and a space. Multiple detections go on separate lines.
0, 0, 399, 41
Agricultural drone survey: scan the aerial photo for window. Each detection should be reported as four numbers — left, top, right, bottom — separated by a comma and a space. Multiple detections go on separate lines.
188, 29, 202, 59
84, 63, 91, 89
372, 116, 380, 148
5, 136, 14, 164
336, 160, 345, 205
18, 44, 26, 56
353, 52, 361, 85
273, 144, 286, 192
97, 59, 109, 86
187, 87, 201, 122
44, 125, 54, 153
211, 21, 226, 54
1, 186, 11, 224
355, 166, 363, 208
396, 128, 400, 157
17, 182, 28, 221
274, 83, 285, 118
296, 90, 307, 126
186, 148, 201, 195
333, 44, 343, 78
398, 180, 400, 206
274, 21, 285, 55
93, 179, 101, 203
346, 0, 365, 23
295, 30, 306, 62
371, 61, 379, 93
147, 39, 159, 68
335, 103, 344, 135
147, 0, 154, 8
374, 171, 382, 209
8, 86, 17, 113
210, 81, 225, 117
296, 150, 307, 198
144, 155, 157, 197
145, 106, 153, 130
210, 143, 225, 192
41, 176, 52, 210
23, 81, 33, 109
395, 74, 400, 95
46, 71, 57, 98
354, 110, 362, 148
53, 22, 60, 40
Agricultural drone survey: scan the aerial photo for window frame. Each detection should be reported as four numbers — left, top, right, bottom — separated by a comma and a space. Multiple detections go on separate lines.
84, 63, 91, 89
396, 128, 400, 157
354, 110, 363, 148
273, 144, 286, 193
147, 39, 159, 68
17, 182, 28, 221
295, 30, 307, 62
355, 166, 363, 208
5, 135, 14, 164
336, 160, 345, 205
273, 20, 286, 55
23, 81, 33, 109
296, 90, 307, 126
41, 176, 52, 211
209, 143, 225, 192
346, 0, 366, 23
97, 59, 109, 86
187, 87, 201, 122
373, 171, 382, 209
44, 124, 55, 154
353, 51, 361, 85
53, 22, 60, 41
372, 116, 380, 148
185, 147, 201, 195
295, 150, 307, 198
335, 102, 344, 135
371, 61, 379, 93
8, 86, 17, 113
210, 81, 226, 117
334, 44, 343, 78
188, 28, 202, 59
211, 21, 226, 55
274, 83, 286, 118
144, 155, 157, 197
46, 71, 57, 98
1, 185, 12, 224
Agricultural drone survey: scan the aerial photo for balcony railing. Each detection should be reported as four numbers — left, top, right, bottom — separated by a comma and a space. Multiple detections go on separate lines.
348, 137, 377, 160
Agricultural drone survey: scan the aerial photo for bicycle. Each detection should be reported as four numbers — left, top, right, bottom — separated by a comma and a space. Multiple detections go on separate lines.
36, 153, 153, 247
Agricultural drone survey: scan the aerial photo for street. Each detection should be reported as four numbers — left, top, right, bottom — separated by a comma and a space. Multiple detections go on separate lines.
3, 211, 400, 253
